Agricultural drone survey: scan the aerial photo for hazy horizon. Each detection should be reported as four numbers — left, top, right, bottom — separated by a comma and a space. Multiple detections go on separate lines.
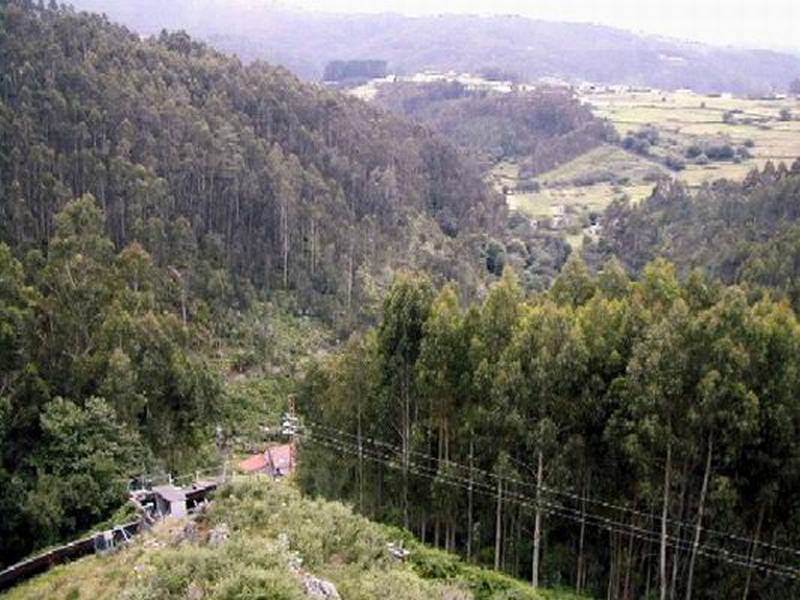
282, 0, 800, 51
66, 0, 800, 52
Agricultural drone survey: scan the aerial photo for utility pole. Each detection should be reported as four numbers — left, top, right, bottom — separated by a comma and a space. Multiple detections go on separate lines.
467, 436, 474, 562
282, 396, 299, 472
215, 424, 226, 482
494, 477, 503, 571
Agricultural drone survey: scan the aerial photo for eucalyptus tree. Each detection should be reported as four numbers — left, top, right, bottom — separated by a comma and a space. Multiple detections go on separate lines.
377, 272, 433, 529
683, 290, 759, 600
498, 298, 587, 587
417, 284, 468, 547
620, 260, 693, 600
574, 290, 636, 594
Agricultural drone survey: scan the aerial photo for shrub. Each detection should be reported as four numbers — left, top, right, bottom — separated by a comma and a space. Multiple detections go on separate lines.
623, 132, 653, 156
665, 154, 686, 171
572, 169, 616, 186
485, 240, 507, 276
689, 138, 736, 161
705, 144, 735, 160
643, 169, 666, 182
517, 179, 540, 193
685, 144, 703, 159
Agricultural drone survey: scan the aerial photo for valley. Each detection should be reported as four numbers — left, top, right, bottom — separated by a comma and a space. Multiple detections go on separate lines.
2, 2, 800, 599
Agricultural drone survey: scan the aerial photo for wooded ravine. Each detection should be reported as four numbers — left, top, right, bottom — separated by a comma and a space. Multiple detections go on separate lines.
2, 2, 800, 600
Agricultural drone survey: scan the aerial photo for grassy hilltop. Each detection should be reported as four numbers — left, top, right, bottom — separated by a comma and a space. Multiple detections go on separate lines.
3, 479, 584, 600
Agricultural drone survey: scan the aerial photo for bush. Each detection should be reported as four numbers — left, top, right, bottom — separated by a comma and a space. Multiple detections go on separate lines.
685, 144, 703, 159
572, 169, 616, 186
643, 169, 666, 182
665, 154, 686, 171
623, 134, 652, 156
517, 179, 540, 193
485, 240, 507, 276
689, 138, 736, 161
636, 125, 660, 145
706, 144, 735, 160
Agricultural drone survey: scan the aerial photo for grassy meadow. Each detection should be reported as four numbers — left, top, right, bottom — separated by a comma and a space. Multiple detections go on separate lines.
494, 88, 800, 247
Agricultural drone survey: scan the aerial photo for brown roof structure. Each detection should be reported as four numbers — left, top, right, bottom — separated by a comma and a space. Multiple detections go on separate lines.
238, 444, 294, 475
238, 453, 268, 473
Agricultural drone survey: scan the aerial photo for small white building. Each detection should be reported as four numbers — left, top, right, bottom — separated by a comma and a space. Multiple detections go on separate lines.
152, 485, 187, 519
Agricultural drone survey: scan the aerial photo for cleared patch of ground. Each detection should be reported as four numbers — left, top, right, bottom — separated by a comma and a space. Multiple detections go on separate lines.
491, 90, 800, 249
586, 89, 800, 185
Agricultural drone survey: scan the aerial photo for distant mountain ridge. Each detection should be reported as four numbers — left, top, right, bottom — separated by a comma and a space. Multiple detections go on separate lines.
68, 0, 800, 95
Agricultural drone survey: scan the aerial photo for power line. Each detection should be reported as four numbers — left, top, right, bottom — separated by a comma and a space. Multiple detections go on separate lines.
302, 427, 800, 580
302, 418, 800, 559
299, 425, 800, 581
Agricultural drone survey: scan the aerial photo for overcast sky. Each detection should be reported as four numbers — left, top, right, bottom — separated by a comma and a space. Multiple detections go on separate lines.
285, 0, 799, 50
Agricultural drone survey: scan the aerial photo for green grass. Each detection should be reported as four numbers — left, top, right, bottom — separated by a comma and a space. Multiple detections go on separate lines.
536, 145, 665, 185
586, 88, 800, 187
491, 89, 800, 250
491, 153, 652, 250
3, 479, 588, 600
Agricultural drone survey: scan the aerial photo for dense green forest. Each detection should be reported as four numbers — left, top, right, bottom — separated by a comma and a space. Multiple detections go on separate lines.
0, 194, 224, 564
0, 0, 517, 327
4, 3, 800, 600
588, 163, 800, 311
0, 0, 572, 570
298, 261, 800, 599
373, 82, 617, 173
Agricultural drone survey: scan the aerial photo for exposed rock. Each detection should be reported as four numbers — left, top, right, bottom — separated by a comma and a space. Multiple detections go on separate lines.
207, 524, 230, 547
182, 521, 198, 543
187, 582, 205, 600
169, 521, 196, 547
301, 574, 340, 599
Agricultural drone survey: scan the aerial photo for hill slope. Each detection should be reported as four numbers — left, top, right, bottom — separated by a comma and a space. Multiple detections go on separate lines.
0, 1, 506, 325
3, 479, 582, 600
372, 82, 618, 173
586, 163, 800, 307
67, 1, 800, 95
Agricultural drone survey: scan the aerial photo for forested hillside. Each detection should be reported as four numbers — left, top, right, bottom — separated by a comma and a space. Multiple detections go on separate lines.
373, 83, 617, 173
6, 2, 800, 599
587, 162, 800, 311
299, 261, 800, 599
0, 0, 512, 328
68, 0, 800, 95
0, 0, 539, 570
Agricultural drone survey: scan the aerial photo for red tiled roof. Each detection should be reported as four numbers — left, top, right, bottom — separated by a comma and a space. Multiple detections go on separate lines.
238, 453, 268, 473
238, 444, 294, 474
266, 444, 293, 471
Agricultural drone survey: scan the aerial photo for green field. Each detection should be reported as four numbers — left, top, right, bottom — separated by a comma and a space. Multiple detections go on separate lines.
493, 89, 800, 247
586, 88, 800, 184
490, 147, 654, 247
